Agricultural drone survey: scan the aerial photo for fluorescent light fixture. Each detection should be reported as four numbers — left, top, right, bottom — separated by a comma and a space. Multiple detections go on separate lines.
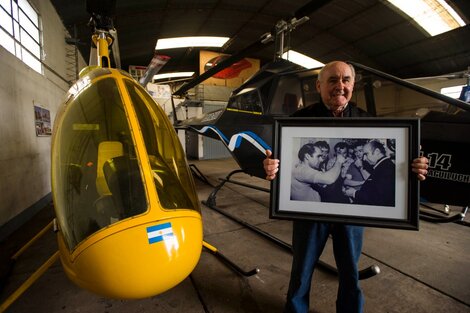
441, 85, 465, 99
387, 0, 466, 36
282, 50, 324, 69
155, 36, 230, 50
153, 72, 195, 80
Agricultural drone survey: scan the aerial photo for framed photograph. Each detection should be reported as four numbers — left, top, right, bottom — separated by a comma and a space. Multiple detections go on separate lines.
34, 105, 52, 136
270, 117, 420, 230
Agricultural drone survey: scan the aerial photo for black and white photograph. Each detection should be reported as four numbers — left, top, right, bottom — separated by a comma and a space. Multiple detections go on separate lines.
290, 137, 396, 206
271, 117, 420, 229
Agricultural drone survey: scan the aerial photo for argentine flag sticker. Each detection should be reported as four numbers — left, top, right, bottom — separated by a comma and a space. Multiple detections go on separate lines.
147, 222, 174, 244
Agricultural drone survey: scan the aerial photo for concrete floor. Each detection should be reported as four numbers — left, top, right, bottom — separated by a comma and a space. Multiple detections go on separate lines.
1, 158, 469, 313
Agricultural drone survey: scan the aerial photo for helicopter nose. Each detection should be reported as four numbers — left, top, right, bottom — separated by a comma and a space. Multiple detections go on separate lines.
52, 67, 203, 299
58, 215, 203, 299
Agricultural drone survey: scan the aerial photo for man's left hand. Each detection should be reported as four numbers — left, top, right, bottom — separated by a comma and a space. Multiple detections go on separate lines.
411, 156, 429, 181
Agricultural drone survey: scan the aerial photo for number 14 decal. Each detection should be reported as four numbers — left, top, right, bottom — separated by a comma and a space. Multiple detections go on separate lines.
426, 153, 452, 170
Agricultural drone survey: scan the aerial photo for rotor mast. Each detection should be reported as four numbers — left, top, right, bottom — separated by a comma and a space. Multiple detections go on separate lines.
92, 31, 113, 68
261, 16, 310, 61
87, 0, 117, 68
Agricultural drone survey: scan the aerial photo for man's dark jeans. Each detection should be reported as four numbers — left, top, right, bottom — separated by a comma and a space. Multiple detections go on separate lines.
284, 220, 364, 313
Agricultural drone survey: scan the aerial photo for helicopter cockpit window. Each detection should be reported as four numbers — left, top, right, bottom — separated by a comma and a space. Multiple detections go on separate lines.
349, 67, 469, 117
52, 77, 148, 251
270, 76, 303, 115
124, 80, 200, 212
301, 76, 321, 108
227, 89, 263, 113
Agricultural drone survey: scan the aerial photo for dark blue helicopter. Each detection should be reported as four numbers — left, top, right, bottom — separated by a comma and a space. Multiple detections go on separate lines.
175, 59, 470, 208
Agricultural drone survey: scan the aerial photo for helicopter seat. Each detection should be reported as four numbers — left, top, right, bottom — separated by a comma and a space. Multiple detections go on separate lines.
96, 141, 123, 196
93, 141, 124, 227
103, 156, 146, 219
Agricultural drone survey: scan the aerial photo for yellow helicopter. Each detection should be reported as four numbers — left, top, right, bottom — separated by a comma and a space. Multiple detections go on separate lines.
51, 30, 203, 298
0, 4, 257, 312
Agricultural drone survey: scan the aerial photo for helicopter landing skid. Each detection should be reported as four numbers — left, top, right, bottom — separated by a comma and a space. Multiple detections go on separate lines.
189, 164, 212, 186
204, 169, 270, 208
0, 220, 59, 313
202, 241, 259, 277
200, 170, 380, 281
202, 200, 380, 281
419, 204, 468, 225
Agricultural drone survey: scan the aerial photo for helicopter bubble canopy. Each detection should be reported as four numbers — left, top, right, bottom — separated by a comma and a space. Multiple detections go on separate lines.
51, 67, 202, 298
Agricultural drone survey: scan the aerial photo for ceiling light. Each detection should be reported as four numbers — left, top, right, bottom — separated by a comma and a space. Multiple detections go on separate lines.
387, 0, 466, 36
282, 50, 324, 69
441, 85, 465, 99
155, 37, 230, 50
153, 72, 195, 80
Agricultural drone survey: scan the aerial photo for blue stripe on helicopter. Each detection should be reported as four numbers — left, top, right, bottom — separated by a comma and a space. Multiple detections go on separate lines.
192, 127, 272, 153
233, 131, 271, 150
191, 126, 229, 143
147, 222, 174, 244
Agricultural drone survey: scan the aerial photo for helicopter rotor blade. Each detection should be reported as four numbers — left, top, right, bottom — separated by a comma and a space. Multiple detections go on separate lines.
139, 54, 171, 88
173, 40, 264, 96
173, 0, 333, 97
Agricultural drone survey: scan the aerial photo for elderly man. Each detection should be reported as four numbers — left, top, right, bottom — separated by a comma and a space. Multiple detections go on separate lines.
264, 61, 429, 313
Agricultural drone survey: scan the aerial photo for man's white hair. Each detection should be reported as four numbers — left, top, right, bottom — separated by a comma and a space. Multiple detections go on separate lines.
317, 61, 355, 82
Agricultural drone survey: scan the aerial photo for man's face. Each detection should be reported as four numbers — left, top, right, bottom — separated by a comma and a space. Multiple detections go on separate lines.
363, 144, 379, 165
336, 147, 348, 158
307, 147, 328, 170
354, 145, 364, 159
316, 62, 355, 112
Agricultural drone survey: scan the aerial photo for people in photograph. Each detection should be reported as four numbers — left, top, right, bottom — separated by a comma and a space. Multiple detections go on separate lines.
291, 141, 346, 201
263, 60, 429, 313
343, 139, 396, 206
347, 144, 355, 159
343, 141, 371, 191
386, 138, 396, 163
317, 141, 352, 203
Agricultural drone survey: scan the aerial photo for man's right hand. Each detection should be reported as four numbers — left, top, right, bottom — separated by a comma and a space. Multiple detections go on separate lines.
354, 158, 363, 168
336, 154, 346, 164
264, 150, 279, 181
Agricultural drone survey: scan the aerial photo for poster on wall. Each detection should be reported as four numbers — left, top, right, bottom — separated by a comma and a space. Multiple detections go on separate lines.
34, 105, 51, 136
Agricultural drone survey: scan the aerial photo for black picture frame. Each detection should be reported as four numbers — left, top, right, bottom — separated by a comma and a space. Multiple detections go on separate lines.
270, 117, 420, 230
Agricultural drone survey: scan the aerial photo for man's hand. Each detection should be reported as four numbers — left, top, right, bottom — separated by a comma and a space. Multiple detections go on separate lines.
344, 186, 356, 198
336, 154, 346, 164
354, 158, 363, 168
264, 150, 279, 181
411, 156, 429, 181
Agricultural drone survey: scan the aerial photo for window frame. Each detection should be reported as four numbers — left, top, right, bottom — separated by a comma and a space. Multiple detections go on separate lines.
0, 0, 42, 74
